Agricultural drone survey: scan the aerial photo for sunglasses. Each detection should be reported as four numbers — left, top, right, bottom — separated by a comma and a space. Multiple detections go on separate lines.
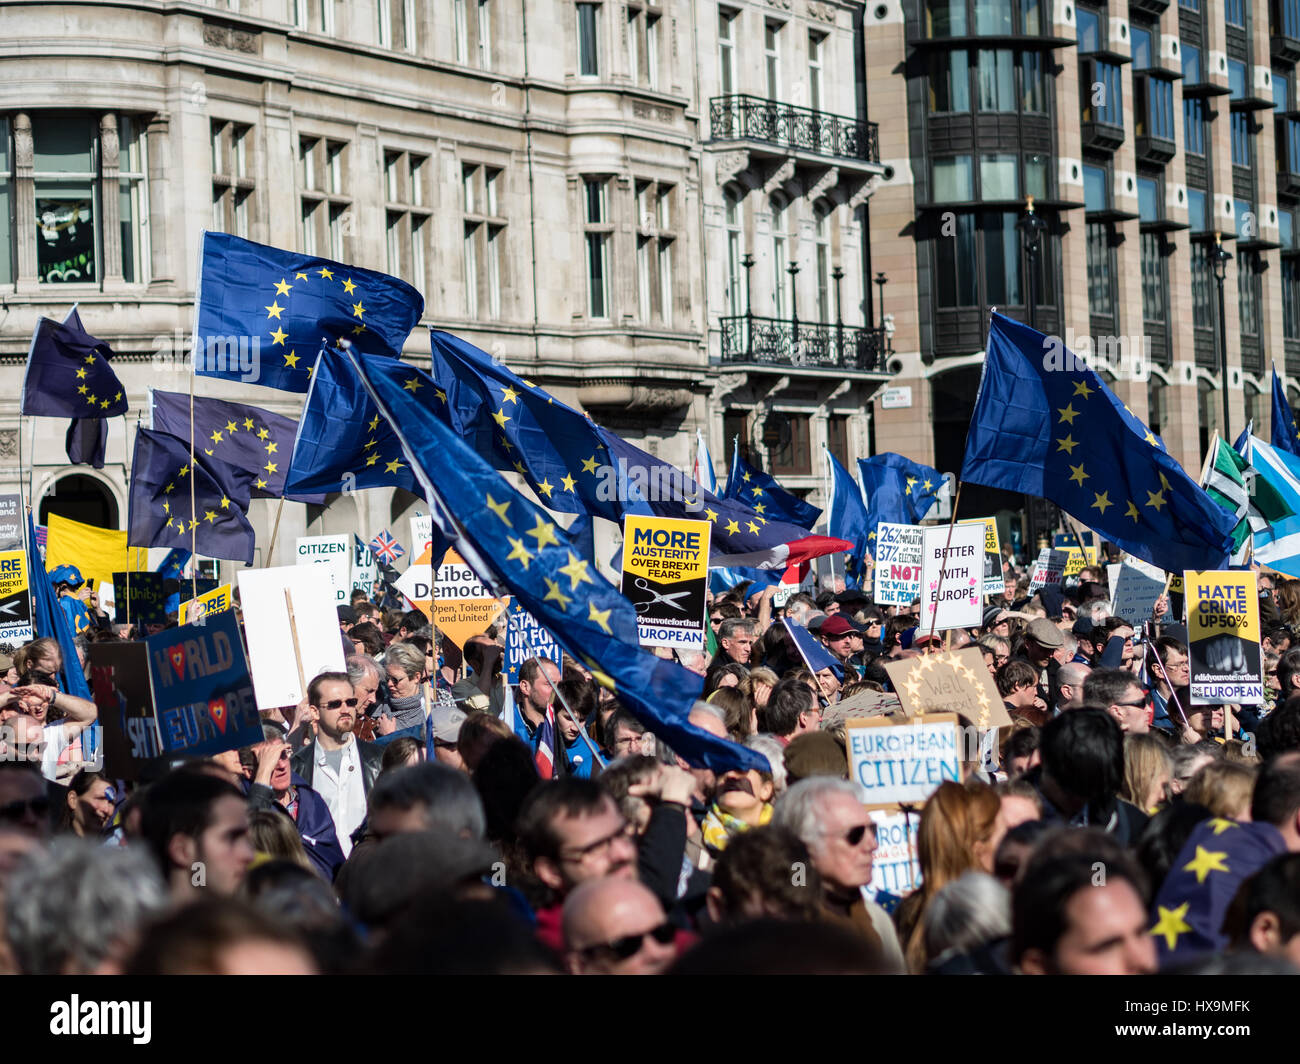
580, 921, 676, 960
0, 797, 50, 822
842, 824, 873, 846
321, 698, 359, 710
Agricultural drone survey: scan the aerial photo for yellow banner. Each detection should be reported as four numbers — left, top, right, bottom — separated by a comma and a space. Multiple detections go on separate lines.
178, 583, 234, 625
46, 513, 143, 593
1186, 570, 1260, 643
622, 517, 709, 582
1185, 569, 1263, 704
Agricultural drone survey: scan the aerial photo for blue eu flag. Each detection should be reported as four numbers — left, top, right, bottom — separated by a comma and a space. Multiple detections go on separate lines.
1272, 366, 1300, 456
193, 232, 423, 393
128, 428, 257, 565
725, 442, 822, 530
26, 511, 92, 700
962, 313, 1236, 573
825, 448, 871, 587
346, 346, 766, 774
859, 453, 943, 527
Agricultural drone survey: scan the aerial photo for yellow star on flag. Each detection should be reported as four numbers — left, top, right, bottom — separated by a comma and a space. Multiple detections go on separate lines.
86, 394, 97, 406
1183, 846, 1230, 884
1206, 818, 1238, 835
588, 602, 613, 634
264, 461, 278, 475
368, 416, 380, 432
385, 459, 404, 474
1125, 501, 1140, 521
559, 552, 594, 590
1150, 903, 1193, 951
284, 351, 300, 369
76, 367, 86, 380
1068, 463, 1088, 486
506, 537, 533, 570
294, 271, 309, 282
1145, 489, 1166, 512
99, 398, 109, 409
527, 516, 560, 550
1091, 491, 1112, 515
225, 420, 238, 434
704, 507, 719, 522
342, 278, 357, 295
84, 353, 96, 365
536, 478, 554, 498
256, 478, 268, 490
274, 278, 292, 296
561, 473, 576, 493
403, 377, 423, 393
1057, 435, 1078, 455
434, 388, 447, 402
543, 577, 572, 610
77, 385, 87, 395
244, 418, 254, 431
270, 327, 288, 346
220, 495, 230, 509
210, 430, 223, 444
742, 472, 751, 482
257, 428, 270, 441
747, 521, 760, 534
1058, 403, 1079, 425
352, 301, 365, 319
581, 456, 600, 474
493, 408, 511, 428
266, 441, 278, 455
318, 267, 334, 280
725, 519, 740, 535
752, 488, 764, 498
204, 510, 217, 524
265, 301, 284, 319
1073, 379, 1094, 399
501, 386, 519, 404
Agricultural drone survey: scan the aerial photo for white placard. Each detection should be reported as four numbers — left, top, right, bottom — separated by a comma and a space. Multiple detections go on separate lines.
236, 565, 347, 710
918, 523, 986, 631
846, 715, 962, 806
1110, 562, 1166, 627
873, 522, 924, 607
869, 808, 921, 896
295, 534, 351, 606
1028, 548, 1069, 592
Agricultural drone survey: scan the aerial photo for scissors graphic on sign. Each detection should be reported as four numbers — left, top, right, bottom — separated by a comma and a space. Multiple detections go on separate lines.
633, 578, 692, 613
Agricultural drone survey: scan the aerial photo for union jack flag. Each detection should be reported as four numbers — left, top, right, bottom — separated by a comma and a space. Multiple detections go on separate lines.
534, 704, 557, 780
369, 529, 405, 564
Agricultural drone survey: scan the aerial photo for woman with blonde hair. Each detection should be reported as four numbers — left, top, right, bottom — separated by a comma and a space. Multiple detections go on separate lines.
893, 779, 1006, 974
706, 686, 755, 742
1183, 760, 1257, 821
1120, 733, 1173, 814
247, 809, 314, 872
741, 666, 780, 712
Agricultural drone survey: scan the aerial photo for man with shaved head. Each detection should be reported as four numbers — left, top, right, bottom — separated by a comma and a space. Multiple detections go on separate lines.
562, 878, 677, 975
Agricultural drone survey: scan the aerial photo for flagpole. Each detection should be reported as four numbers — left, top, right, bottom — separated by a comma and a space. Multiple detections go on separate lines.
925, 481, 964, 646
264, 497, 286, 568
188, 370, 198, 605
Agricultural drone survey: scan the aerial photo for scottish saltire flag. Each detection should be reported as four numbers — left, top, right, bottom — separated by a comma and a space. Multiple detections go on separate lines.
193, 232, 423, 393
859, 453, 943, 532
151, 390, 324, 503
127, 428, 257, 564
369, 530, 405, 564
1244, 435, 1300, 575
962, 313, 1236, 574
825, 447, 870, 587
726, 444, 823, 531
1272, 367, 1300, 456
535, 705, 557, 780
345, 344, 766, 773
429, 330, 848, 570
26, 511, 92, 701
285, 342, 422, 497
1202, 436, 1292, 560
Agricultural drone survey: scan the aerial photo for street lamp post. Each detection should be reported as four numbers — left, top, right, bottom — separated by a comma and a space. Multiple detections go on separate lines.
831, 264, 845, 364
1212, 232, 1234, 441
1017, 196, 1048, 331
788, 261, 801, 358
874, 271, 888, 331
741, 252, 756, 358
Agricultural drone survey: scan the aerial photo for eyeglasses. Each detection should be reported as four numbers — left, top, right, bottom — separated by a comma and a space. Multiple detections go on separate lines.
320, 698, 359, 710
831, 823, 874, 847
1165, 661, 1190, 671
0, 796, 50, 822
1113, 699, 1148, 709
579, 922, 676, 960
560, 820, 634, 862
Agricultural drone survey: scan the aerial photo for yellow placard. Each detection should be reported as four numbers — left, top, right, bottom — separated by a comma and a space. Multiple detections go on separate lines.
622, 516, 710, 582
0, 550, 27, 598
432, 548, 508, 649
1063, 546, 1099, 579
178, 583, 233, 624
1185, 570, 1260, 643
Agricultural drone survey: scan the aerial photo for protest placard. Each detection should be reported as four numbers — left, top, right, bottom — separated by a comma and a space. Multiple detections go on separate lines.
845, 713, 962, 807
146, 610, 262, 757
883, 648, 1012, 730
1186, 570, 1263, 705
958, 517, 1003, 598
88, 642, 163, 780
621, 515, 710, 650
351, 537, 377, 599
1109, 559, 1166, 627
0, 549, 33, 645
873, 522, 924, 607
504, 599, 563, 682
394, 514, 434, 617
430, 548, 508, 650
295, 534, 351, 606
0, 494, 23, 551
112, 572, 168, 626
236, 565, 346, 709
1028, 548, 1068, 592
869, 808, 921, 896
918, 523, 985, 632
178, 583, 234, 625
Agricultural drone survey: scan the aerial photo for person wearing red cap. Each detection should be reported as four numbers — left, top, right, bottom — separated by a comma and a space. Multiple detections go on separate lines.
819, 615, 857, 664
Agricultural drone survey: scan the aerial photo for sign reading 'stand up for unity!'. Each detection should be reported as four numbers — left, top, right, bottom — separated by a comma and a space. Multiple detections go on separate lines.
1185, 570, 1264, 705
918, 523, 985, 632
621, 515, 710, 650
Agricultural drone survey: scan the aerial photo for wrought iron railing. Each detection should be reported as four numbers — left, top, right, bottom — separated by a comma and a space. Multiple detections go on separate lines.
720, 315, 890, 371
709, 95, 880, 164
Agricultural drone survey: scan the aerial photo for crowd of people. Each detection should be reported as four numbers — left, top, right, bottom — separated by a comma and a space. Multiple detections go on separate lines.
2, 553, 1300, 976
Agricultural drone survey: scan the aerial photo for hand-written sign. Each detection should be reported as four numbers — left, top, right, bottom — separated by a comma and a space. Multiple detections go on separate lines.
918, 523, 985, 631
845, 713, 962, 807
1109, 560, 1165, 627
869, 808, 921, 895
873, 523, 924, 607
1028, 548, 1068, 592
883, 648, 1013, 730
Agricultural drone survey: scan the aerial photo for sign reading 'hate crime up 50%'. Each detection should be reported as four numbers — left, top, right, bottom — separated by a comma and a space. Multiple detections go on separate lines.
621, 516, 710, 650
1186, 570, 1263, 705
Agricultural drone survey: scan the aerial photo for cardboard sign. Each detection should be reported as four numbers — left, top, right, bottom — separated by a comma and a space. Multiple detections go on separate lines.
178, 583, 234, 625
1186, 570, 1263, 705
430, 548, 508, 650
958, 518, 1003, 598
0, 494, 24, 551
504, 600, 563, 682
89, 642, 163, 780
1110, 560, 1166, 628
236, 565, 347, 710
869, 808, 921, 896
146, 610, 262, 758
0, 548, 33, 645
1028, 548, 1068, 592
394, 514, 435, 617
883, 648, 1012, 730
845, 713, 962, 807
112, 572, 168, 626
918, 523, 985, 632
621, 515, 710, 650
1063, 545, 1099, 581
295, 534, 351, 606
352, 537, 378, 600
873, 522, 924, 607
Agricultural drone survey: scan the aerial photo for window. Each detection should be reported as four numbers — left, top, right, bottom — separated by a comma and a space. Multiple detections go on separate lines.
1182, 43, 1202, 83
1135, 76, 1175, 141
577, 3, 600, 76
1083, 163, 1115, 317
936, 213, 978, 306
1076, 7, 1101, 51
1131, 25, 1153, 69
1282, 212, 1300, 339
981, 152, 1019, 198
935, 210, 1025, 307
1226, 0, 1245, 27
1228, 59, 1248, 100
724, 409, 756, 467
719, 8, 738, 95
1187, 187, 1208, 231
1137, 175, 1159, 221
1083, 59, 1123, 125
455, 0, 493, 66
299, 136, 350, 260
1138, 176, 1168, 327
1082, 163, 1108, 211
929, 51, 971, 112
1185, 98, 1207, 154
478, 1, 493, 67
294, 0, 334, 31
33, 115, 98, 284
454, 0, 468, 61
118, 117, 148, 285
211, 119, 253, 241
765, 20, 782, 101
1239, 252, 1260, 336
385, 150, 431, 292
582, 176, 611, 317
827, 415, 850, 469
808, 32, 826, 112
770, 196, 789, 317
1022, 51, 1046, 111
463, 163, 504, 319
635, 180, 674, 324
769, 413, 811, 475
926, 0, 967, 37
934, 154, 974, 200
1190, 243, 1214, 327
378, 0, 415, 50
724, 187, 745, 316
1280, 0, 1300, 39
976, 49, 1016, 111
814, 205, 831, 321
1232, 112, 1253, 166
628, 6, 660, 89
975, 0, 1012, 34
1179, 0, 1198, 8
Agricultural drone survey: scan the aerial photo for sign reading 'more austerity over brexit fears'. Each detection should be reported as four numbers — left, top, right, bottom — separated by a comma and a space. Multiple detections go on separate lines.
1186, 570, 1264, 705
621, 515, 710, 650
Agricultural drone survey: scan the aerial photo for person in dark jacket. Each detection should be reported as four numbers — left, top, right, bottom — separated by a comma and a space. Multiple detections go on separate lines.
246, 728, 345, 882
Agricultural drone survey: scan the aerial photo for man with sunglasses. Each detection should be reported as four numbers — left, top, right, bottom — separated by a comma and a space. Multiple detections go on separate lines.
1083, 668, 1150, 736
562, 877, 678, 975
291, 671, 384, 855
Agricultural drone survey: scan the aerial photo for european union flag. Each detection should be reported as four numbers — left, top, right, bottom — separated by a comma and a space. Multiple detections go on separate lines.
859, 453, 943, 528
284, 343, 422, 498
193, 232, 423, 393
961, 314, 1236, 574
825, 447, 870, 587
346, 345, 766, 774
1272, 366, 1300, 456
151, 390, 325, 503
725, 442, 822, 530
128, 428, 257, 564
26, 511, 92, 701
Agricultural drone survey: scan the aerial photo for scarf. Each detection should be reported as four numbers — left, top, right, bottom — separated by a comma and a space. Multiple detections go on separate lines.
701, 802, 773, 855
385, 690, 426, 729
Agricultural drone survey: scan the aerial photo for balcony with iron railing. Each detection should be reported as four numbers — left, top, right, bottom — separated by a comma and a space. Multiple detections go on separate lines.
709, 95, 881, 167
719, 315, 891, 373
